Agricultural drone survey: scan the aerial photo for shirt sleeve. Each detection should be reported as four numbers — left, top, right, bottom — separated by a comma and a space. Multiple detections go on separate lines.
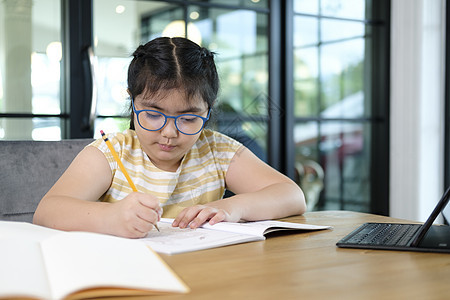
88, 132, 124, 175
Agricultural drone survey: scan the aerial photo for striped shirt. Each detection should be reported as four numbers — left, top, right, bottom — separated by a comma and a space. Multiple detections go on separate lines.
89, 129, 242, 218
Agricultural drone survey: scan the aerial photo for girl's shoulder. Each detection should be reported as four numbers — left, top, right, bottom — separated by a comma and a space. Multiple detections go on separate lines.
199, 129, 243, 151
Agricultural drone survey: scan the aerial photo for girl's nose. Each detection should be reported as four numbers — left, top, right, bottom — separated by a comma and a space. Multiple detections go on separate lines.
160, 118, 178, 138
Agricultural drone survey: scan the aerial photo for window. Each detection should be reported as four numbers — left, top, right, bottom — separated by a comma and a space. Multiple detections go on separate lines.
0, 0, 390, 214
0, 0, 63, 140
292, 0, 390, 213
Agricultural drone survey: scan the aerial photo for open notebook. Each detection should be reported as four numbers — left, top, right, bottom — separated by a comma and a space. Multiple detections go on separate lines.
0, 222, 189, 300
336, 186, 450, 253
141, 218, 332, 254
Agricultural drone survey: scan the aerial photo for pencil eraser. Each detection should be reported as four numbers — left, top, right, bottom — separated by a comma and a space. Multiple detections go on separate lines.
100, 130, 105, 136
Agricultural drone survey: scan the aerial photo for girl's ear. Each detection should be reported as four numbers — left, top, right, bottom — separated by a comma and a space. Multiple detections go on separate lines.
126, 88, 132, 97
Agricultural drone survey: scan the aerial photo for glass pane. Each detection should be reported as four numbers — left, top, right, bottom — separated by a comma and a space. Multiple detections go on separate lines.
193, 8, 267, 58
294, 121, 371, 212
294, 47, 319, 116
141, 5, 183, 42
320, 0, 366, 20
320, 121, 342, 210
199, 0, 268, 9
294, 0, 319, 14
186, 6, 210, 48
319, 121, 370, 212
320, 39, 366, 117
0, 0, 62, 139
294, 121, 321, 211
96, 57, 131, 117
321, 19, 365, 43
210, 9, 268, 114
341, 123, 371, 211
242, 54, 269, 115
294, 121, 319, 161
188, 7, 269, 151
294, 16, 318, 47
0, 117, 61, 140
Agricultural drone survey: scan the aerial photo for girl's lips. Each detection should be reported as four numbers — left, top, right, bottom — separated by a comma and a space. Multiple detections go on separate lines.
158, 143, 175, 151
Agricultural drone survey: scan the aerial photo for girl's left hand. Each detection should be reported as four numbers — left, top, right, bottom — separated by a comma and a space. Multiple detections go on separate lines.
172, 203, 241, 229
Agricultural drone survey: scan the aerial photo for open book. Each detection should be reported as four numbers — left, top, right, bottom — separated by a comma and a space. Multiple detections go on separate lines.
141, 218, 332, 255
0, 221, 189, 300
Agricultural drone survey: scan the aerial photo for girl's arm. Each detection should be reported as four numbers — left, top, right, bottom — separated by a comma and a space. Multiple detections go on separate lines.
33, 146, 161, 238
172, 147, 306, 229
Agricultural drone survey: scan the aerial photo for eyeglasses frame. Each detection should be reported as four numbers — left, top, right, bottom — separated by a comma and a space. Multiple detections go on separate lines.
132, 98, 211, 135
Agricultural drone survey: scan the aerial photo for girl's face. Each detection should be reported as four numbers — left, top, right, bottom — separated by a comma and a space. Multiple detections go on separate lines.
133, 89, 209, 172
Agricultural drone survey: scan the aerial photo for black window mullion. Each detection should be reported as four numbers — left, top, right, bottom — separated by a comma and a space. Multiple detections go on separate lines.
445, 1, 450, 193
268, 0, 295, 178
268, 0, 283, 172
61, 0, 93, 139
369, 0, 391, 216
283, 0, 295, 179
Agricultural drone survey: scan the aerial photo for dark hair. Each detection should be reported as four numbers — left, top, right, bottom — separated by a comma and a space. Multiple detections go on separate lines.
127, 37, 219, 129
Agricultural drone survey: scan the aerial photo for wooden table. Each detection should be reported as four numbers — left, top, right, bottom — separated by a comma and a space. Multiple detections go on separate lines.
147, 211, 449, 300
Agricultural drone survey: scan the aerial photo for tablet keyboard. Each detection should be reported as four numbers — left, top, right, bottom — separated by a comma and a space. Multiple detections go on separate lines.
342, 223, 422, 247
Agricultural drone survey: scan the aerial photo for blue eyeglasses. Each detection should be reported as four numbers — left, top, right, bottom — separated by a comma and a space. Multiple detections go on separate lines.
132, 99, 210, 135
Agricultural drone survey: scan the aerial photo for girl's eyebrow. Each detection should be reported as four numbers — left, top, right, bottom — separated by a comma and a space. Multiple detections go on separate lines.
141, 102, 205, 114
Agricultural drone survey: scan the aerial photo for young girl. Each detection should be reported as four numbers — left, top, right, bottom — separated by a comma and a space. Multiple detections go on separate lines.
33, 37, 306, 238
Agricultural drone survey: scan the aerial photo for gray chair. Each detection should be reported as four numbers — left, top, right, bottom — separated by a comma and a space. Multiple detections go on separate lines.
0, 139, 93, 222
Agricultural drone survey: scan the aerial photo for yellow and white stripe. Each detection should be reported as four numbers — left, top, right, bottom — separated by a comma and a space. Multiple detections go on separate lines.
89, 129, 242, 218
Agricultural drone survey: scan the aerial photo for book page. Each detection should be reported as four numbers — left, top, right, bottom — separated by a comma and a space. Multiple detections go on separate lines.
158, 218, 332, 237
141, 221, 262, 254
0, 239, 51, 300
40, 231, 189, 300
201, 219, 332, 236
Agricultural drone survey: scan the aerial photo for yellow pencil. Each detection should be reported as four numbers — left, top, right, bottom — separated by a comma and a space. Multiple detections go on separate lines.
100, 130, 160, 232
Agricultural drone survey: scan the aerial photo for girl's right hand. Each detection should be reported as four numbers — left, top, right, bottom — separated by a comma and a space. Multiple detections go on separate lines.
104, 192, 162, 238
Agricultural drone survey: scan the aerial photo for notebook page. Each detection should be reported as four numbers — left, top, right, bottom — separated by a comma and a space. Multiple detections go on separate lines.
0, 239, 51, 300
40, 231, 189, 299
141, 221, 261, 254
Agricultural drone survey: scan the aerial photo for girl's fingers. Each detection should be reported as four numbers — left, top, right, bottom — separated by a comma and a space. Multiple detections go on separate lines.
189, 207, 228, 228
172, 205, 229, 229
173, 206, 204, 228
